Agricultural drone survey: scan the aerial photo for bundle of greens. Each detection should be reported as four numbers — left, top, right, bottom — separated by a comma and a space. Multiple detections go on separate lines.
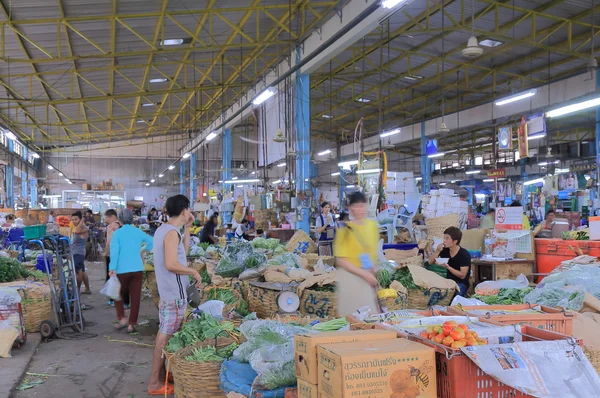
0, 257, 31, 283
244, 251, 267, 269
390, 267, 419, 290
200, 267, 211, 284
523, 286, 586, 311
267, 253, 300, 268
471, 287, 534, 305
184, 342, 239, 363
251, 238, 281, 251
376, 269, 392, 288
311, 318, 348, 332
164, 313, 238, 353
215, 241, 254, 277
204, 288, 249, 316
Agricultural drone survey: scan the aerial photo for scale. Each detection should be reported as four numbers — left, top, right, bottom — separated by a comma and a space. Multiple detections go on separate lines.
249, 281, 301, 315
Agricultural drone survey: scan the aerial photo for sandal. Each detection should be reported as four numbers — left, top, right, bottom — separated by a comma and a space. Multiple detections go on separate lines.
148, 384, 174, 396
80, 304, 93, 310
127, 325, 136, 334
114, 320, 128, 331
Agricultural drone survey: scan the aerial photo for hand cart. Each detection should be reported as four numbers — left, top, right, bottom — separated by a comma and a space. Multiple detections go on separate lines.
0, 302, 27, 347
26, 235, 84, 339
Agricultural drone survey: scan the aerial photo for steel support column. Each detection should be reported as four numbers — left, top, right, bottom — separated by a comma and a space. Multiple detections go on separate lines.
420, 122, 431, 193
596, 68, 600, 212
222, 128, 232, 186
520, 160, 528, 208
21, 171, 27, 202
295, 48, 310, 233
179, 161, 186, 196
190, 153, 197, 202
30, 178, 37, 207
5, 164, 13, 208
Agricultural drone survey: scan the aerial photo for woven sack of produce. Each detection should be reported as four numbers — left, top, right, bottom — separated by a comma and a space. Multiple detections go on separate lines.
143, 271, 160, 308
299, 287, 337, 319
247, 283, 299, 319
0, 281, 51, 333
425, 214, 459, 242
387, 266, 457, 310
171, 342, 229, 398
284, 230, 317, 254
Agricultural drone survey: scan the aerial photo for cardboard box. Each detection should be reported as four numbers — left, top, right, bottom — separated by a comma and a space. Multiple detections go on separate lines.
318, 338, 436, 398
295, 330, 396, 385
297, 378, 318, 398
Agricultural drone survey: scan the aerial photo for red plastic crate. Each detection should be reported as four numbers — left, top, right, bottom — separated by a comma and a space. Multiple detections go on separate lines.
535, 239, 600, 280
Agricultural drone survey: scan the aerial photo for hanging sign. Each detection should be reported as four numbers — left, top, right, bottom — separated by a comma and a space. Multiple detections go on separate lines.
487, 168, 506, 178
517, 116, 529, 159
497, 126, 512, 150
527, 113, 546, 136
495, 206, 524, 230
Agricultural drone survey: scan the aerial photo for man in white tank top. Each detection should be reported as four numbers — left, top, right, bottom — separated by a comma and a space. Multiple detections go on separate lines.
147, 194, 200, 396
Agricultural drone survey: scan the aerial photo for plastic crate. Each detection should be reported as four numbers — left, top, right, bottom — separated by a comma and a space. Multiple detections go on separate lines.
23, 225, 46, 240
534, 239, 600, 280
449, 304, 574, 336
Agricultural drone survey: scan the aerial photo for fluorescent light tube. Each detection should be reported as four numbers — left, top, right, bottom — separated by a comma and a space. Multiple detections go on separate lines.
380, 128, 401, 138
318, 149, 331, 156
146, 183, 150, 186
428, 153, 445, 158
224, 179, 260, 184
182, 152, 191, 159
277, 162, 286, 167
356, 169, 382, 175
64, 178, 69, 182
168, 165, 175, 170
538, 162, 548, 166
381, 0, 408, 9
415, 177, 422, 181
252, 87, 277, 105
232, 176, 238, 180
331, 172, 340, 176
495, 89, 537, 106
206, 131, 218, 141
523, 178, 544, 186
322, 114, 333, 119
272, 180, 281, 184
338, 160, 359, 168
546, 96, 600, 118
356, 97, 370, 103
142, 102, 158, 107
528, 133, 546, 141
47, 165, 54, 170
149, 78, 168, 83
346, 185, 355, 188
465, 170, 481, 175
160, 39, 184, 46
58, 172, 63, 177
483, 178, 494, 182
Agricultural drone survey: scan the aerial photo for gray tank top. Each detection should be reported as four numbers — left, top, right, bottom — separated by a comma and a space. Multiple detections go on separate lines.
71, 233, 87, 256
153, 223, 189, 301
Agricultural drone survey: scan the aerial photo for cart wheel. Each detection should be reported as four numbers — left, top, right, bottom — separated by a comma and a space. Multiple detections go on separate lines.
40, 320, 55, 339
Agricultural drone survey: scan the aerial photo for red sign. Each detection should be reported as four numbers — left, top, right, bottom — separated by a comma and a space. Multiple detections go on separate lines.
487, 168, 506, 178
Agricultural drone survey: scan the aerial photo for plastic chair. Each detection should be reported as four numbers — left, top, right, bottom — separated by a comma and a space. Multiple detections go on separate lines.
377, 209, 396, 244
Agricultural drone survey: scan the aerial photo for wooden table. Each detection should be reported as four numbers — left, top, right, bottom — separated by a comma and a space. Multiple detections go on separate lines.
471, 259, 536, 285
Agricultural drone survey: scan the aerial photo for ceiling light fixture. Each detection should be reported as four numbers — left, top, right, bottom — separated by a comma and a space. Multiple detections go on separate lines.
146, 183, 150, 186
479, 38, 504, 47
380, 128, 401, 138
381, 0, 409, 9
415, 177, 423, 181
346, 185, 355, 188
331, 172, 340, 176
483, 178, 494, 182
321, 114, 333, 119
527, 133, 546, 141
142, 102, 159, 107
168, 165, 175, 170
465, 170, 481, 175
252, 87, 277, 105
277, 162, 286, 167
523, 177, 545, 186
427, 153, 445, 159
224, 179, 260, 184
206, 131, 218, 141
149, 78, 168, 83
136, 120, 146, 123
404, 74, 424, 81
158, 174, 164, 178
150, 179, 155, 183
159, 38, 185, 46
4, 131, 16, 140
58, 172, 63, 177
318, 149, 331, 156
356, 169, 382, 175
546, 96, 600, 118
338, 160, 359, 168
555, 168, 570, 174
356, 97, 371, 103
31, 153, 40, 159
495, 89, 537, 106
182, 152, 191, 159
232, 176, 238, 180
47, 165, 54, 170
272, 180, 282, 184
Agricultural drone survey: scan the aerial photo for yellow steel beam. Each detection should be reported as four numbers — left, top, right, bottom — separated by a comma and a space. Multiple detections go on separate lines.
115, 17, 158, 50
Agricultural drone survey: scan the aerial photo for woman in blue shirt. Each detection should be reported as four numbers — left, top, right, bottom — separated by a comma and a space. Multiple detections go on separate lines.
109, 208, 153, 333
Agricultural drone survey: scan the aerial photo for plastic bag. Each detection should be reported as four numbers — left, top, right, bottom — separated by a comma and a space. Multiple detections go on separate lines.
0, 320, 19, 358
451, 295, 486, 307
267, 253, 301, 268
314, 258, 334, 273
0, 287, 21, 305
474, 274, 529, 295
100, 275, 121, 300
198, 300, 225, 318
244, 251, 267, 269
523, 285, 585, 311
249, 342, 297, 390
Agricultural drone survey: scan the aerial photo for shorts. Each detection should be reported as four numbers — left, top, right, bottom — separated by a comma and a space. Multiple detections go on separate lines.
73, 254, 85, 272
158, 299, 187, 335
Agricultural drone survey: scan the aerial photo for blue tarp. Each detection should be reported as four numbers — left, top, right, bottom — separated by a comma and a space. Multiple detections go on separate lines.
220, 360, 291, 398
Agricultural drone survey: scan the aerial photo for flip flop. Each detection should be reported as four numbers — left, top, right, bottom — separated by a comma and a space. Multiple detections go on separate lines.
80, 304, 94, 310
114, 322, 127, 331
127, 325, 136, 334
148, 384, 174, 396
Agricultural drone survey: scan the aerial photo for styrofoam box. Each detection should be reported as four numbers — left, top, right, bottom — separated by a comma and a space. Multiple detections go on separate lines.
426, 204, 436, 211
404, 184, 415, 194
439, 188, 454, 196
450, 197, 461, 205
429, 196, 438, 205
436, 202, 445, 211
422, 196, 430, 205
430, 190, 439, 196
451, 207, 459, 214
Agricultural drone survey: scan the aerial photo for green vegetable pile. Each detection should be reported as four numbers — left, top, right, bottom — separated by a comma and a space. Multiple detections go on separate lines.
185, 342, 239, 363
376, 269, 392, 288
254, 361, 297, 391
199, 242, 211, 251
308, 284, 335, 292
390, 267, 419, 290
311, 317, 348, 331
244, 251, 267, 269
204, 288, 249, 316
0, 257, 33, 283
267, 253, 300, 268
472, 287, 534, 305
523, 287, 586, 311
251, 238, 281, 251
165, 312, 238, 353
200, 267, 211, 284
215, 241, 254, 277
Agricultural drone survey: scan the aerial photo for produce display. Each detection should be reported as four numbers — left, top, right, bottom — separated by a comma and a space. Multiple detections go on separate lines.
0, 257, 36, 283
185, 342, 239, 363
310, 317, 348, 331
251, 238, 281, 251
419, 320, 488, 348
165, 313, 239, 353
472, 287, 534, 305
561, 231, 589, 240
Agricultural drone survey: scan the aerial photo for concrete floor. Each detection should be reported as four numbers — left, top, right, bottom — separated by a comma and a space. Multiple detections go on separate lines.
12, 262, 161, 398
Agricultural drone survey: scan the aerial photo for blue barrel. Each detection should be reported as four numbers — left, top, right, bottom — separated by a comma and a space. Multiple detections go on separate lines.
36, 254, 54, 274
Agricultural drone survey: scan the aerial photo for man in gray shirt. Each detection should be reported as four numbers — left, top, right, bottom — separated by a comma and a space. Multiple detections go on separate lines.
147, 195, 201, 396
71, 211, 91, 295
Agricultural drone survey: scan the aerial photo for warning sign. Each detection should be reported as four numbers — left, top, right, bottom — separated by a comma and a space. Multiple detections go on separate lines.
495, 207, 524, 230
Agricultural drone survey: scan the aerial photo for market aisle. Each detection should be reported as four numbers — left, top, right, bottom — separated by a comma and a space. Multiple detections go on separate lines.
14, 262, 159, 398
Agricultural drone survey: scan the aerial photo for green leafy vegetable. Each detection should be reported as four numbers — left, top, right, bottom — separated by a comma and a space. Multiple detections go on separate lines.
253, 361, 296, 391
165, 313, 238, 353
391, 267, 419, 290
200, 267, 211, 284
244, 251, 267, 269
471, 287, 534, 305
0, 257, 34, 283
376, 269, 392, 288
185, 342, 239, 363
311, 318, 348, 332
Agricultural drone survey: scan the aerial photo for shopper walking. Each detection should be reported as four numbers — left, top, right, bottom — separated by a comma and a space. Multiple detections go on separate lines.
104, 209, 130, 307
333, 192, 380, 316
71, 211, 91, 295
148, 194, 201, 396
108, 209, 153, 333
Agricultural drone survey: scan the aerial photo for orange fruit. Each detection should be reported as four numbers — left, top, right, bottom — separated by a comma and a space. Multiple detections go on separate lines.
451, 340, 466, 349
428, 332, 438, 340
449, 330, 463, 341
434, 325, 443, 334
453, 327, 466, 339
420, 331, 429, 339
458, 324, 469, 332
433, 334, 445, 344
479, 339, 488, 345
426, 326, 435, 334
443, 325, 454, 336
442, 336, 454, 347
465, 337, 478, 346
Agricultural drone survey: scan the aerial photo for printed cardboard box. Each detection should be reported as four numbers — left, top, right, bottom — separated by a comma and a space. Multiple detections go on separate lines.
297, 378, 318, 398
317, 338, 436, 398
295, 329, 396, 385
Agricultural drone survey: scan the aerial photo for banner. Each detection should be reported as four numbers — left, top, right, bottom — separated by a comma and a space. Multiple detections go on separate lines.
497, 126, 512, 150
495, 206, 523, 230
487, 168, 506, 178
527, 113, 545, 135
517, 116, 529, 159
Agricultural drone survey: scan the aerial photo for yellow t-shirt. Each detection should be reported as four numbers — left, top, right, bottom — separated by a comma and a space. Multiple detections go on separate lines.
522, 214, 530, 231
333, 219, 380, 268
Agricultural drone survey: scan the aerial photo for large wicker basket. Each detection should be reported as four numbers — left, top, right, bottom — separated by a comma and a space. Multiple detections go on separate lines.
198, 286, 244, 316
406, 286, 454, 309
171, 343, 227, 398
0, 281, 52, 332
284, 230, 317, 254
299, 288, 337, 319
379, 291, 409, 312
584, 347, 600, 376
425, 214, 459, 242
143, 271, 160, 308
247, 282, 298, 319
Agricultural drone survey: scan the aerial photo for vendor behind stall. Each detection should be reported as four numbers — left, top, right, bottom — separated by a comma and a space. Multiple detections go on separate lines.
428, 226, 471, 297
534, 210, 556, 237
479, 209, 495, 229
200, 214, 218, 244
234, 219, 250, 240
315, 201, 336, 241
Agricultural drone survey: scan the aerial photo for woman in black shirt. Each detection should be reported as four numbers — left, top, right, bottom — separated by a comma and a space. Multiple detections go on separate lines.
200, 215, 218, 244
428, 226, 471, 296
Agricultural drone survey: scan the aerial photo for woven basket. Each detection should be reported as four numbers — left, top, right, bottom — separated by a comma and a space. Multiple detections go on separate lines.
299, 288, 337, 319
392, 255, 424, 268
198, 286, 244, 316
379, 291, 409, 312
406, 286, 454, 309
171, 343, 227, 398
284, 230, 317, 253
247, 283, 298, 319
143, 271, 160, 308
425, 214, 459, 241
0, 281, 52, 332
584, 347, 600, 375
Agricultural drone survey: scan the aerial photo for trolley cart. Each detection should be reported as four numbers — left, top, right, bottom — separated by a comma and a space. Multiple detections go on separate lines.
27, 235, 84, 339
0, 302, 27, 347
